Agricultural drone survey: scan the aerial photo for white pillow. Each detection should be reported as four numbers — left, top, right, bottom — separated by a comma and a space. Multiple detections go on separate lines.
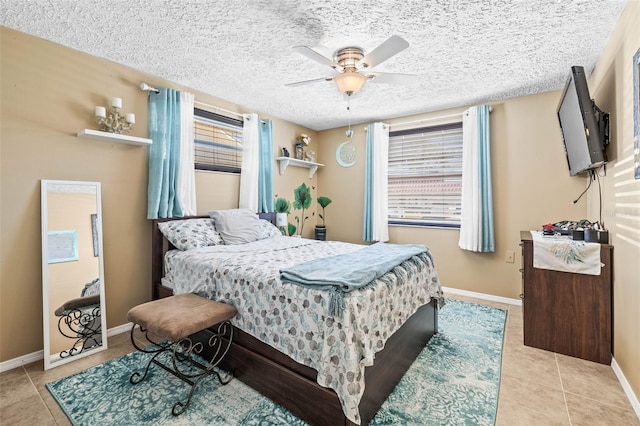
209, 208, 261, 245
158, 219, 223, 250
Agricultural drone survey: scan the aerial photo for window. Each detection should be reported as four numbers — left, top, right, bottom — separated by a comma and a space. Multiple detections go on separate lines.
388, 122, 463, 228
194, 108, 243, 173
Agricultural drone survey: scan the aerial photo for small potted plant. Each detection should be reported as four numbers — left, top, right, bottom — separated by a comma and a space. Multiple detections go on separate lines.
274, 197, 291, 235
315, 196, 332, 241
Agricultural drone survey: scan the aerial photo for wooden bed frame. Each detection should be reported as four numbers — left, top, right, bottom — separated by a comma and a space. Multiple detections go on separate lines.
151, 215, 439, 425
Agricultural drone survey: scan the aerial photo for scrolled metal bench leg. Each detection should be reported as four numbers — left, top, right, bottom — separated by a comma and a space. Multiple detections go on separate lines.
57, 306, 102, 358
128, 320, 235, 416
167, 321, 235, 416
207, 322, 234, 386
128, 324, 173, 385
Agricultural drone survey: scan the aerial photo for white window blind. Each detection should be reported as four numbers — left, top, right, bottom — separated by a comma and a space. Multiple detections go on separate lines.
388, 122, 463, 227
194, 108, 243, 173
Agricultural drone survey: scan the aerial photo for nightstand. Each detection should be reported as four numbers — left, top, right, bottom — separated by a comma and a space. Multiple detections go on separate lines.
520, 231, 613, 364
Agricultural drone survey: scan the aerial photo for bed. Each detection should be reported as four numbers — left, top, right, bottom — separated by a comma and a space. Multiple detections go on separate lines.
151, 212, 443, 425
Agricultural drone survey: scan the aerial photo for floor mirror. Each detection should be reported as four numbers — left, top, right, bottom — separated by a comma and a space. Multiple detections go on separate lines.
41, 180, 107, 369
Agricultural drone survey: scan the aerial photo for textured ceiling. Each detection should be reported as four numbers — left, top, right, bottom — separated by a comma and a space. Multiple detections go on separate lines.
0, 0, 627, 131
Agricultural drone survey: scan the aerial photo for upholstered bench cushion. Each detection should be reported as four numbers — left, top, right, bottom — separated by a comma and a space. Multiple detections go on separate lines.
55, 294, 101, 316
127, 294, 237, 342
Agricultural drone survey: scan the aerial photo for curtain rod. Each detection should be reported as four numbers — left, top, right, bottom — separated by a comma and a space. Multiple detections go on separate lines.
139, 82, 160, 94
388, 106, 493, 128
140, 84, 262, 122
195, 101, 267, 123
194, 100, 245, 119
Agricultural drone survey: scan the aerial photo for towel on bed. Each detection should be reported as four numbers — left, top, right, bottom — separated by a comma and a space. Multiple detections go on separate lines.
280, 242, 431, 315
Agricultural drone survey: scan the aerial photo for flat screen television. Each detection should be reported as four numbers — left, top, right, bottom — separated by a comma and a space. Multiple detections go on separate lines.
557, 66, 609, 176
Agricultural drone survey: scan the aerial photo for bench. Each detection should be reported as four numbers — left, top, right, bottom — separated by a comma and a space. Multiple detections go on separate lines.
54, 294, 102, 358
127, 293, 237, 415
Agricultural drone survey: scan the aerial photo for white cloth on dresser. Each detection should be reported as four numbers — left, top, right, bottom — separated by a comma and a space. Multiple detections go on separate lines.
530, 231, 601, 275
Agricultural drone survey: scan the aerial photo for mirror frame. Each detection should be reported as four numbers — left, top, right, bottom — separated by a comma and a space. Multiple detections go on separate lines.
41, 180, 108, 369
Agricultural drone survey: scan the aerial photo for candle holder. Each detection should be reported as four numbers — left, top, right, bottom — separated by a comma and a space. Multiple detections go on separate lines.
95, 98, 135, 134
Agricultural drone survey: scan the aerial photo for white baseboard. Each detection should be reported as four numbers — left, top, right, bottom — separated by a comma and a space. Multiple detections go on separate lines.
107, 322, 133, 338
612, 358, 640, 419
0, 322, 132, 374
442, 286, 522, 306
0, 350, 44, 373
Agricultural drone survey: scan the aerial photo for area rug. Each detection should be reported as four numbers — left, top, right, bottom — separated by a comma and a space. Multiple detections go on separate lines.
46, 299, 506, 425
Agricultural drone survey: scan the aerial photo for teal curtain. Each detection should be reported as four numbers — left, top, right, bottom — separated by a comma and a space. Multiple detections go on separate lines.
478, 106, 494, 252
258, 119, 274, 213
458, 105, 495, 252
147, 88, 183, 219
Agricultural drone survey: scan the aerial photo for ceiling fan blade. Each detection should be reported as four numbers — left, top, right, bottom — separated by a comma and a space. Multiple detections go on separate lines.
357, 35, 409, 69
285, 76, 334, 87
367, 72, 417, 85
293, 46, 344, 72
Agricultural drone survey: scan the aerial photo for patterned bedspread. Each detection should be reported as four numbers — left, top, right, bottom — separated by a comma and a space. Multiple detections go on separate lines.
164, 236, 443, 425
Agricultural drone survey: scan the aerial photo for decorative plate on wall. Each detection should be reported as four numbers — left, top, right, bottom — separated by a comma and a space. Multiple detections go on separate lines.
336, 141, 356, 167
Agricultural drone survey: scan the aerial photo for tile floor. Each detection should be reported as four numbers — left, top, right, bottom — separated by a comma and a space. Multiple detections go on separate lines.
1, 296, 638, 425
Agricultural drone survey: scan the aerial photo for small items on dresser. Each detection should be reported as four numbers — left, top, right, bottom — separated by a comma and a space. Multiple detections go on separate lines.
541, 219, 608, 243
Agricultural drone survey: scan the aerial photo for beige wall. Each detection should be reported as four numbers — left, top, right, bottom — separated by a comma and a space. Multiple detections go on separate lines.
195, 146, 321, 237
586, 1, 640, 402
317, 95, 588, 298
0, 27, 317, 362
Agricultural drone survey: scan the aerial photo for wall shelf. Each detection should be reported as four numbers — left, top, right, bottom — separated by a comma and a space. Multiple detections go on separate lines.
275, 157, 323, 178
77, 129, 152, 146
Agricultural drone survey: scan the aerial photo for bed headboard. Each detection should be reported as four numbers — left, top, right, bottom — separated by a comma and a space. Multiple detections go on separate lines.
151, 213, 276, 300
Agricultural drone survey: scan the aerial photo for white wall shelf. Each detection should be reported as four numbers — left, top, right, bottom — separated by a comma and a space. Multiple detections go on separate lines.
275, 157, 323, 178
77, 129, 152, 146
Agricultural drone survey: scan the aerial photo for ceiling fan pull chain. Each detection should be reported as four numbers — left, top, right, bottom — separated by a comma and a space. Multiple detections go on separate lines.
346, 97, 354, 138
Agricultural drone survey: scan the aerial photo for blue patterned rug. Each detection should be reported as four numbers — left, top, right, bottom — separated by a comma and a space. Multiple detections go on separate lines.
46, 299, 506, 425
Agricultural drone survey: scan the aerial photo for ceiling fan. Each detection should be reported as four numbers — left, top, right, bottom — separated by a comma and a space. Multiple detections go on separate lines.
286, 35, 416, 96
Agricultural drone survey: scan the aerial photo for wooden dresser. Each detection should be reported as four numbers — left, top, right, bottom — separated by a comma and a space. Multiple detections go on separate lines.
520, 231, 613, 364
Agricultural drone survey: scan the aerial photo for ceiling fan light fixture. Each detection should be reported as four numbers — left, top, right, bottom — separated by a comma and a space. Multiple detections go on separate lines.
334, 71, 367, 96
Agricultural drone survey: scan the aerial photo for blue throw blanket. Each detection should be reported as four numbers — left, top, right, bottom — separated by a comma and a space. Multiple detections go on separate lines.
280, 242, 431, 315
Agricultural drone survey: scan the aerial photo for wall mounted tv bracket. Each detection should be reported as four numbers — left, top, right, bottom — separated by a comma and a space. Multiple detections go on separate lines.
592, 100, 610, 150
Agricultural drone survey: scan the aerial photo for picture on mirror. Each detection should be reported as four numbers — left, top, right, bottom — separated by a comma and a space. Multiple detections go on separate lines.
91, 213, 99, 257
47, 230, 79, 263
